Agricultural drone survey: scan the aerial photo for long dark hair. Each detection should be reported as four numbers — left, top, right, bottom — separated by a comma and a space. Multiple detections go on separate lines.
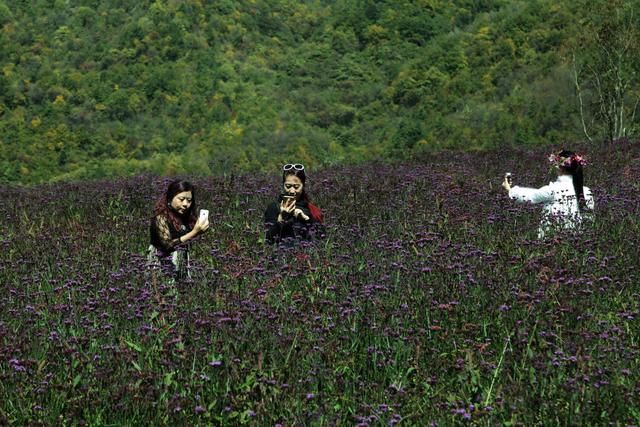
558, 150, 586, 212
153, 180, 198, 231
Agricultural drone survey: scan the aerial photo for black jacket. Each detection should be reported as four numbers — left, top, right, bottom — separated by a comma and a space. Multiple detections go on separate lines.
149, 214, 192, 279
150, 214, 190, 254
264, 195, 325, 245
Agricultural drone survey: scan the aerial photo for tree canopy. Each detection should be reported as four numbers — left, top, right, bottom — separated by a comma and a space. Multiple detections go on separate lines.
0, 0, 637, 183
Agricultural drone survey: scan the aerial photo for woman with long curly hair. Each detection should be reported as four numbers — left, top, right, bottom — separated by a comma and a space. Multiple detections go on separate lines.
148, 180, 209, 280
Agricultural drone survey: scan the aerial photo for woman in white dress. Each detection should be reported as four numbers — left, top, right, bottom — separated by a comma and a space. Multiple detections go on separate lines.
502, 150, 594, 239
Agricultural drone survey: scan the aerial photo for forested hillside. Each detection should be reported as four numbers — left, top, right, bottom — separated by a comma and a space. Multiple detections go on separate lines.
0, 0, 638, 183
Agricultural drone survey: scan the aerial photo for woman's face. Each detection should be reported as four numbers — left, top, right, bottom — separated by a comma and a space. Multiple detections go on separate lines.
170, 191, 193, 215
283, 175, 304, 200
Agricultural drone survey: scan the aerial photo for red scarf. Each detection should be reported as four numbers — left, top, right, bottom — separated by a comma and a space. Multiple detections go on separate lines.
308, 202, 324, 223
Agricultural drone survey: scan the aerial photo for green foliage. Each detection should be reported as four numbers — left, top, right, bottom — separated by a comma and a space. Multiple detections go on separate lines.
0, 0, 637, 184
568, 0, 640, 143
0, 1, 13, 25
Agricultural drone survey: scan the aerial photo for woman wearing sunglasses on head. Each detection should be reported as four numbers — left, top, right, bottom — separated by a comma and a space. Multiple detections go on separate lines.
264, 164, 325, 245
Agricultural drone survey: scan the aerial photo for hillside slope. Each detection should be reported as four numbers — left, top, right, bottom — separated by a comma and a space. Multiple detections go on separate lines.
0, 0, 637, 183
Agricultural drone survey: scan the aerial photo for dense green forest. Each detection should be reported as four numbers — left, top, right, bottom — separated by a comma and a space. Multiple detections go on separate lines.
1, 0, 638, 184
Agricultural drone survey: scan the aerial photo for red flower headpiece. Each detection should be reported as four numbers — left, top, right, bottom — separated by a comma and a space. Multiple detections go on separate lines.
548, 152, 587, 168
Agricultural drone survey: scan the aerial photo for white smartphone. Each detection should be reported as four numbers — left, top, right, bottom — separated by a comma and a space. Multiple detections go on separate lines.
199, 209, 209, 222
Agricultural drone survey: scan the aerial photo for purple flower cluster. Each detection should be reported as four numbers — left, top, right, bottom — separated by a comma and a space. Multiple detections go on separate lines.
0, 142, 639, 424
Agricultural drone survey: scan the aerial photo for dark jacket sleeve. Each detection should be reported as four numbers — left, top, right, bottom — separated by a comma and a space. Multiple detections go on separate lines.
265, 200, 326, 243
265, 201, 292, 244
151, 215, 182, 252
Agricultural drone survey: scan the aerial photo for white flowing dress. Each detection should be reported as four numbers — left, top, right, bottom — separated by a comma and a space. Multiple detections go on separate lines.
509, 175, 594, 239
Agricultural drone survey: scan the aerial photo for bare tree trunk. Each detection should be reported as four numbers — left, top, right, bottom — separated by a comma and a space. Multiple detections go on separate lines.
571, 0, 640, 144
572, 53, 593, 143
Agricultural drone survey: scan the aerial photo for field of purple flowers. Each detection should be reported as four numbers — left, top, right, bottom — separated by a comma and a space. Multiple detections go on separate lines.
1, 142, 639, 425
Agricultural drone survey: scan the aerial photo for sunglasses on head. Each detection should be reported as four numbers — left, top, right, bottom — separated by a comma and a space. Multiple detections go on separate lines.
283, 163, 305, 171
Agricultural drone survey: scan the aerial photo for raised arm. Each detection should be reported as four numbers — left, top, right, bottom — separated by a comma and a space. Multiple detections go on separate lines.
153, 215, 182, 252
153, 214, 208, 252
264, 202, 291, 244
508, 184, 554, 204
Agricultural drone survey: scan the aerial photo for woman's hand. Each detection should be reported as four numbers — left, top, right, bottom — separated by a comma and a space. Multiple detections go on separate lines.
193, 216, 210, 234
278, 197, 296, 222
178, 216, 209, 244
502, 177, 512, 191
293, 208, 310, 221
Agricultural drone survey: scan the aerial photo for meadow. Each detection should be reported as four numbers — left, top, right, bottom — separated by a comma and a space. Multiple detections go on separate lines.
1, 142, 639, 425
